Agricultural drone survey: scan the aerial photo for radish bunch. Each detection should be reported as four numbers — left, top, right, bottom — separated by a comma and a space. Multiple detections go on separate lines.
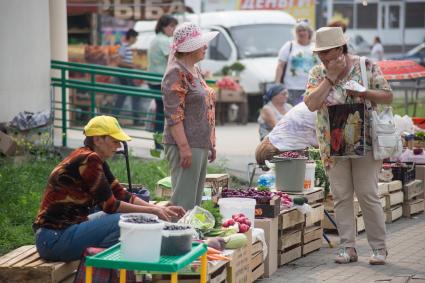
217, 76, 241, 91
222, 213, 251, 233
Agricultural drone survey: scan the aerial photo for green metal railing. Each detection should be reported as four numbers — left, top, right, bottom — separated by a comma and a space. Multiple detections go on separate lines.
51, 60, 215, 147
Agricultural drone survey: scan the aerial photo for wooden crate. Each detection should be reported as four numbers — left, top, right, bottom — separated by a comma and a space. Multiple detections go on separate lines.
251, 241, 263, 257
278, 245, 302, 266
155, 184, 173, 199
305, 203, 324, 228
303, 226, 322, 244
377, 182, 389, 197
250, 251, 263, 273
153, 261, 228, 283
302, 238, 322, 256
278, 208, 304, 231
323, 213, 365, 234
385, 190, 404, 209
286, 187, 324, 205
385, 205, 403, 223
251, 263, 264, 282
388, 180, 403, 193
278, 229, 302, 251
403, 198, 425, 217
403, 180, 424, 201
205, 174, 229, 202
0, 245, 79, 283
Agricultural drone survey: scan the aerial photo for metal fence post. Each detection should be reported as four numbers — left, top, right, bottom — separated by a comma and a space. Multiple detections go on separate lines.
90, 73, 96, 118
61, 68, 67, 147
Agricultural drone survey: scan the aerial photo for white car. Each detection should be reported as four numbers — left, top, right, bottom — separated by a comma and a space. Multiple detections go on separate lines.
134, 10, 296, 96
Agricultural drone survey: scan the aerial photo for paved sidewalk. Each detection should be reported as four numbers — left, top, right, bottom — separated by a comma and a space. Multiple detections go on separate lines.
261, 212, 425, 283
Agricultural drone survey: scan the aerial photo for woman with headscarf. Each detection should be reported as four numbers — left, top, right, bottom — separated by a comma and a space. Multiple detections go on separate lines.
161, 22, 218, 210
258, 84, 292, 140
275, 19, 318, 106
304, 27, 393, 265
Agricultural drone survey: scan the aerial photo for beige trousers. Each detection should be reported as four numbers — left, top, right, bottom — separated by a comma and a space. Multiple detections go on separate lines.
164, 144, 208, 211
328, 152, 386, 250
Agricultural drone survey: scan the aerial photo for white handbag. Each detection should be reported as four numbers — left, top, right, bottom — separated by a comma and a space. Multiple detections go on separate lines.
359, 56, 402, 160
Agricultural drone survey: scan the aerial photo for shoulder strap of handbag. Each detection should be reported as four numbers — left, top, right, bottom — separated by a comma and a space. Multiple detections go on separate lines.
360, 56, 373, 111
281, 41, 293, 83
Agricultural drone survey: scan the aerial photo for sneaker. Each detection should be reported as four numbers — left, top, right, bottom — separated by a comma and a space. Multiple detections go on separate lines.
335, 247, 358, 264
369, 249, 387, 265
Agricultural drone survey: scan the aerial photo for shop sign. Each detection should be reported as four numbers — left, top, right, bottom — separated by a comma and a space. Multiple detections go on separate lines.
102, 0, 185, 20
238, 0, 316, 28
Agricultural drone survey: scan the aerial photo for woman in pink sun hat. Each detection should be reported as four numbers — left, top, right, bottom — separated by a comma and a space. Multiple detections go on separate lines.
161, 22, 218, 210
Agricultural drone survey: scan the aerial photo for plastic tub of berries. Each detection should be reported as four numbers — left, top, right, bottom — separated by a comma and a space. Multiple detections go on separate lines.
160, 223, 196, 256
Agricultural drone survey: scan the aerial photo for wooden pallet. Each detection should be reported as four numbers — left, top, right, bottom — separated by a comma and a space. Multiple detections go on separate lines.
402, 198, 425, 217
0, 245, 79, 283
385, 205, 403, 224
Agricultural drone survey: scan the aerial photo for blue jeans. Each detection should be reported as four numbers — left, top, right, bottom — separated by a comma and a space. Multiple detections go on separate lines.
35, 212, 121, 261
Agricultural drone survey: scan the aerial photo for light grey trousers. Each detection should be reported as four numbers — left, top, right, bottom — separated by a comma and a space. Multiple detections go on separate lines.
328, 152, 387, 250
164, 144, 208, 210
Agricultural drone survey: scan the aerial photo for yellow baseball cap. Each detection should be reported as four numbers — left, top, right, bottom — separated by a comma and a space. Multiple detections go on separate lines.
84, 116, 131, 141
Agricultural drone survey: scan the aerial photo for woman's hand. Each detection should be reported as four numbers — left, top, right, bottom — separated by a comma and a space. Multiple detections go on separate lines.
165, 206, 186, 218
208, 147, 216, 163
346, 89, 366, 99
326, 55, 346, 81
179, 145, 192, 168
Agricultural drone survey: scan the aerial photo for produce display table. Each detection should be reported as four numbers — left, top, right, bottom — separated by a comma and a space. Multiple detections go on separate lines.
85, 242, 208, 283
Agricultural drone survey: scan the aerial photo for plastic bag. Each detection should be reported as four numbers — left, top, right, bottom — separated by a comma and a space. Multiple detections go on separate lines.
294, 203, 312, 214
178, 206, 215, 232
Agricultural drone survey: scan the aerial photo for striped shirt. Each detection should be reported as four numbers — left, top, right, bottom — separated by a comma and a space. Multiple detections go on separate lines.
119, 43, 133, 64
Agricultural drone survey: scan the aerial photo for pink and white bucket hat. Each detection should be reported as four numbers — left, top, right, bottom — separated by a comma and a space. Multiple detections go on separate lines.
171, 22, 219, 53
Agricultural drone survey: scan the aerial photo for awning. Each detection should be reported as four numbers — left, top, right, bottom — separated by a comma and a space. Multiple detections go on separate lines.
377, 60, 425, 81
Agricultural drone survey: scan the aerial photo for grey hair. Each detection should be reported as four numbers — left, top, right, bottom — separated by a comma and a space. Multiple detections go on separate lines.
293, 23, 314, 40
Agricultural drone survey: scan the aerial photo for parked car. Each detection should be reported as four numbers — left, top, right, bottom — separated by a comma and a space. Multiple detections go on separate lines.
134, 10, 296, 97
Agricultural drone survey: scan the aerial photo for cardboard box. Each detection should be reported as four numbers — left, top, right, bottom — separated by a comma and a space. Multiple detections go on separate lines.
255, 195, 281, 218
0, 131, 17, 156
254, 217, 278, 278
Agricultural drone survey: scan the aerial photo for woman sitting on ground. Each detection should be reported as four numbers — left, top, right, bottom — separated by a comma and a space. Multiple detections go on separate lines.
258, 84, 293, 140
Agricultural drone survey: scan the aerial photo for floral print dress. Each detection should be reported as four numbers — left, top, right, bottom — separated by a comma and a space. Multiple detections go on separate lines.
305, 56, 392, 169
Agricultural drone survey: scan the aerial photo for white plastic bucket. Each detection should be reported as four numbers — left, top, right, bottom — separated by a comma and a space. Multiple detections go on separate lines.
218, 198, 256, 228
119, 213, 164, 262
304, 162, 316, 190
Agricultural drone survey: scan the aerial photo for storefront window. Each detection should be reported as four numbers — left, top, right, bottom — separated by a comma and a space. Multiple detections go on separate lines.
405, 2, 425, 28
356, 3, 377, 28
333, 4, 354, 28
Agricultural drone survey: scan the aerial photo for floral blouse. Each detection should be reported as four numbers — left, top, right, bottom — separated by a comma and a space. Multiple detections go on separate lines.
162, 61, 216, 149
305, 56, 392, 169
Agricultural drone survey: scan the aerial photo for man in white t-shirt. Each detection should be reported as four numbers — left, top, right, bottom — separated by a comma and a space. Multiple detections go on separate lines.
370, 36, 384, 62
275, 20, 319, 106
255, 102, 318, 165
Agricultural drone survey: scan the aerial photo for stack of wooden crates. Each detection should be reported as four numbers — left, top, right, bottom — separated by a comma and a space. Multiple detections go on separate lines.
402, 179, 424, 217
277, 187, 325, 265
384, 180, 404, 223
250, 239, 264, 282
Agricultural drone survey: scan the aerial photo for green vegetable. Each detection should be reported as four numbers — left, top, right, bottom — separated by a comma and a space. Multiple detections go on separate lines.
223, 233, 248, 249
201, 200, 223, 228
293, 197, 308, 205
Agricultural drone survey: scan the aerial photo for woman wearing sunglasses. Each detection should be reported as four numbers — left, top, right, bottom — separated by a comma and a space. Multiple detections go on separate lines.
304, 27, 393, 265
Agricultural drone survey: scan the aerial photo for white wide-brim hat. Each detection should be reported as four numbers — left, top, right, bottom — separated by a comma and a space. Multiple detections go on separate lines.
313, 27, 348, 52
172, 22, 219, 53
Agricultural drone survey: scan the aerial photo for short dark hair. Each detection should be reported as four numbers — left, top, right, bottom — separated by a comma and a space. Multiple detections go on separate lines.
84, 136, 95, 150
155, 14, 178, 34
125, 28, 138, 40
342, 44, 348, 54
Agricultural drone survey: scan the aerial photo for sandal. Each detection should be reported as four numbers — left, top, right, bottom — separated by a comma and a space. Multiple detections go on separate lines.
369, 249, 387, 265
335, 247, 358, 264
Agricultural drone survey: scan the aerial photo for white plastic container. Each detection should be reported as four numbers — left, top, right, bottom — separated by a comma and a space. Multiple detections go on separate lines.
304, 162, 317, 190
119, 213, 164, 262
218, 198, 256, 228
